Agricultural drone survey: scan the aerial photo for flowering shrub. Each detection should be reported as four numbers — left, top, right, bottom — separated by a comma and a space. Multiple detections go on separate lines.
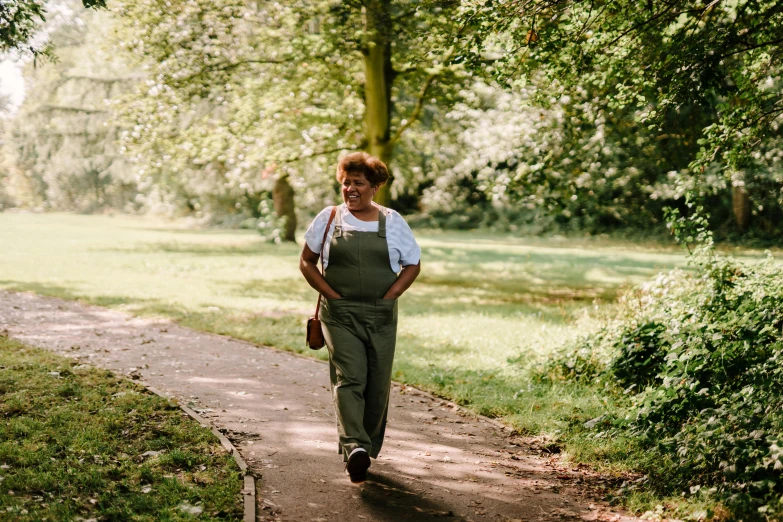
543, 240, 783, 517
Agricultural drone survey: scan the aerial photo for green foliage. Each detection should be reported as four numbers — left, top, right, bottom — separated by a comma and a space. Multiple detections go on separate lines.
418, 80, 685, 233
462, 0, 783, 237
542, 209, 783, 518
254, 195, 286, 244
1, 0, 48, 54
473, 0, 783, 171
0, 0, 105, 55
5, 2, 141, 212
109, 0, 473, 219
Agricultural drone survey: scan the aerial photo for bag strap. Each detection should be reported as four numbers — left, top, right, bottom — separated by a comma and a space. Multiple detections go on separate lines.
314, 206, 338, 319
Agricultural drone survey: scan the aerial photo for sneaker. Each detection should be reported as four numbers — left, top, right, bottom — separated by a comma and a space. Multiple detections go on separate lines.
345, 448, 371, 484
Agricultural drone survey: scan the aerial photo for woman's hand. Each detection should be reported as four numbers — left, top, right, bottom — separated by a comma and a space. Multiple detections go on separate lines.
300, 244, 342, 299
382, 261, 421, 300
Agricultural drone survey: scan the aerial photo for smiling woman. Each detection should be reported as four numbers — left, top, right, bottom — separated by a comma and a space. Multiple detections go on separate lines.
299, 152, 422, 484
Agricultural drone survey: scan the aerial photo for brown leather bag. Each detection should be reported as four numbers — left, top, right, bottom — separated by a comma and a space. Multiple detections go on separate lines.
306, 206, 337, 350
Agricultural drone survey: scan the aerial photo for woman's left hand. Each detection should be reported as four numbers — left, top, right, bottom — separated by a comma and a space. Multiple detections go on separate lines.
382, 262, 421, 300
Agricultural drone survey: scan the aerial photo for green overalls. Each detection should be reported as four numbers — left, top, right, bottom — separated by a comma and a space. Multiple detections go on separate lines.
320, 206, 398, 461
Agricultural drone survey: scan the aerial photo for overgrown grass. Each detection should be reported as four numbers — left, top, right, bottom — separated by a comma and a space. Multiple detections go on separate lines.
0, 335, 243, 521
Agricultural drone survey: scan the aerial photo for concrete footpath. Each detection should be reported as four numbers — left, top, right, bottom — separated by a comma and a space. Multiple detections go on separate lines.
0, 291, 641, 522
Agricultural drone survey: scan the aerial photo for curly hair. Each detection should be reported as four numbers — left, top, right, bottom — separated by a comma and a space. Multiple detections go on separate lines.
336, 152, 390, 187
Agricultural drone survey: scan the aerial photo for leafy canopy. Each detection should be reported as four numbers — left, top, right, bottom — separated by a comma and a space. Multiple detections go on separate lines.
466, 0, 783, 172
110, 0, 474, 216
1, 0, 106, 55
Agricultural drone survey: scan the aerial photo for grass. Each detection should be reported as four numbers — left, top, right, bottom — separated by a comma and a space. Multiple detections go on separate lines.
0, 335, 244, 521
0, 213, 715, 503
5, 212, 779, 519
0, 213, 688, 439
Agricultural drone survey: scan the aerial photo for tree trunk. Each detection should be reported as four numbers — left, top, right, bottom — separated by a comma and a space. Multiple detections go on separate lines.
732, 185, 751, 233
273, 174, 297, 242
362, 1, 395, 207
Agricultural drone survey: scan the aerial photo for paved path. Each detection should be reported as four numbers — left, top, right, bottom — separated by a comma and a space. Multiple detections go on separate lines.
0, 291, 641, 522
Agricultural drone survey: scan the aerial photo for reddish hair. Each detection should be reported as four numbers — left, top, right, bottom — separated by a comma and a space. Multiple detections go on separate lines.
336, 152, 390, 187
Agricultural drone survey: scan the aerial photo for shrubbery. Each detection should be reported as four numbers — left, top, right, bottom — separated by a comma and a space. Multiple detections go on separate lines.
542, 213, 783, 519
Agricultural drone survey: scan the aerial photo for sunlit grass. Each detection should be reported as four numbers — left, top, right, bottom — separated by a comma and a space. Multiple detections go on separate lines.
0, 212, 690, 468
0, 336, 243, 521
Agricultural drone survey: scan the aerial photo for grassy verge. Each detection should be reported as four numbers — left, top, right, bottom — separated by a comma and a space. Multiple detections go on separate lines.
0, 335, 243, 521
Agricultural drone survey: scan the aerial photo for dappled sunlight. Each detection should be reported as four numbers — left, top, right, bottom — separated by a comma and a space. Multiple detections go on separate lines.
2, 284, 638, 521
418, 235, 684, 265
189, 376, 261, 387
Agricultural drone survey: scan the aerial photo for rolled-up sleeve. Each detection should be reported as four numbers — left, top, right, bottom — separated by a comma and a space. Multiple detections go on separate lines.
387, 211, 420, 270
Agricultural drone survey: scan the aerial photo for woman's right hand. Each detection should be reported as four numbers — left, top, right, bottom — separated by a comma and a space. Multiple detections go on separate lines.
300, 243, 343, 300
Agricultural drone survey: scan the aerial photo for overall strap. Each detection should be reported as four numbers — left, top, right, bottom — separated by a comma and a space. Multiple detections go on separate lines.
378, 206, 388, 238
333, 203, 344, 238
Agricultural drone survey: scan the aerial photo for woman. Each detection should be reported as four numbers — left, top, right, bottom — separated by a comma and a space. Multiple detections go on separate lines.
300, 152, 421, 484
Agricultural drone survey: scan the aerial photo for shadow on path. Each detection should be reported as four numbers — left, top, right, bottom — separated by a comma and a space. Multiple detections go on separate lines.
0, 290, 640, 522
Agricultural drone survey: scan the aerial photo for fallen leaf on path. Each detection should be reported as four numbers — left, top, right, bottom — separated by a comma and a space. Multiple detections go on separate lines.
177, 502, 203, 515
139, 450, 165, 460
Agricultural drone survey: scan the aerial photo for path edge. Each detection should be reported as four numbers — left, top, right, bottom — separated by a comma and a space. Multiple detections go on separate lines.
142, 382, 256, 522
5, 288, 515, 435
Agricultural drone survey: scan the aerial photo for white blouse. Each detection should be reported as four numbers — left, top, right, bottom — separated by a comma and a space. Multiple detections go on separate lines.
304, 204, 421, 273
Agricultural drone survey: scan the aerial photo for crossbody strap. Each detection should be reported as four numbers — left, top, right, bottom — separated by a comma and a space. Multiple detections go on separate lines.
314, 206, 338, 319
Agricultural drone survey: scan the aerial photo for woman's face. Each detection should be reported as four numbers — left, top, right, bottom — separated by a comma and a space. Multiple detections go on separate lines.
340, 171, 375, 212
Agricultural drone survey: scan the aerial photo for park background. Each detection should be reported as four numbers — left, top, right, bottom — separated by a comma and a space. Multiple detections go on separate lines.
1, 0, 783, 520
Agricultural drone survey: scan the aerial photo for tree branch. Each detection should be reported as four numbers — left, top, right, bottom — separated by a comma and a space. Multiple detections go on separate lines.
37, 105, 108, 114
389, 74, 437, 144
63, 74, 145, 83
390, 45, 456, 144
276, 146, 348, 165
718, 36, 783, 60
605, 4, 684, 48
171, 58, 287, 84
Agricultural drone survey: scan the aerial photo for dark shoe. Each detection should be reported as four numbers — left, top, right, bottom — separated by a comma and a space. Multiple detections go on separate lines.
345, 448, 371, 484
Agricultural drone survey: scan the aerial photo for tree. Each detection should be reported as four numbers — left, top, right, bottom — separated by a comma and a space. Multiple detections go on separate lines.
1, 0, 105, 55
5, 2, 140, 211
417, 78, 698, 233
110, 0, 475, 230
0, 92, 16, 210
466, 0, 783, 233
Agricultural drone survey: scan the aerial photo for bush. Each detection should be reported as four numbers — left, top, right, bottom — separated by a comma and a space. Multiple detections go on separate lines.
542, 245, 783, 519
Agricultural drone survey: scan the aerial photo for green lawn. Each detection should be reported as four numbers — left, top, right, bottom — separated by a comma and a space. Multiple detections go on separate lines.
0, 213, 686, 444
9, 213, 777, 517
0, 336, 243, 521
